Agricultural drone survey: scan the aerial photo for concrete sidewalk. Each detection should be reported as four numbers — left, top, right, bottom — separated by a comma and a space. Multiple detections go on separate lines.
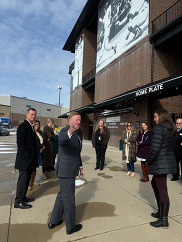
1, 141, 182, 242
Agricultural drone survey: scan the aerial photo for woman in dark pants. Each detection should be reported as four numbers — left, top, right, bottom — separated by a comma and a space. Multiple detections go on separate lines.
147, 109, 177, 228
92, 120, 110, 170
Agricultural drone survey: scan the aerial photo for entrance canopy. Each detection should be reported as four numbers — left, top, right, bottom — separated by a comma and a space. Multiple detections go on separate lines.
94, 74, 182, 110
58, 105, 104, 118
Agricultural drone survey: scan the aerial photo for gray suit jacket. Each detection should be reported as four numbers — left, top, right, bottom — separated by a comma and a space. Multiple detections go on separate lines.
55, 126, 82, 178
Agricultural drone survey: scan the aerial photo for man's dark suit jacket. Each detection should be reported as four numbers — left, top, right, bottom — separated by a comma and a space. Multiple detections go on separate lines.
55, 126, 82, 178
15, 120, 38, 171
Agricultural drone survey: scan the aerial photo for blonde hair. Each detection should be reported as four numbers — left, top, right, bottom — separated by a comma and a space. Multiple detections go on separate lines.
96, 120, 104, 134
126, 122, 134, 131
47, 118, 54, 124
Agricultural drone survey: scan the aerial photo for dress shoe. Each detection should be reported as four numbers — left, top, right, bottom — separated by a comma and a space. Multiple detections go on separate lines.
14, 202, 32, 209
100, 167, 103, 170
67, 224, 82, 235
94, 167, 99, 170
24, 197, 35, 203
48, 220, 63, 229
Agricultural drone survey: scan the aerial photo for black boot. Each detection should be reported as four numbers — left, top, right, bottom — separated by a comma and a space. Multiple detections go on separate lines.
150, 203, 169, 228
151, 199, 160, 218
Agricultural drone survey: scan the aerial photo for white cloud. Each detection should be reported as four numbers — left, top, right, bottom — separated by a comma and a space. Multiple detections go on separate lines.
0, 0, 87, 106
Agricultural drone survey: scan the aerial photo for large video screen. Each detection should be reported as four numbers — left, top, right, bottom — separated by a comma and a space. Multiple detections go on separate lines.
71, 33, 84, 91
96, 0, 149, 72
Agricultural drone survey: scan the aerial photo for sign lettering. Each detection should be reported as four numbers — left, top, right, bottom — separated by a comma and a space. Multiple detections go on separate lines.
135, 84, 163, 97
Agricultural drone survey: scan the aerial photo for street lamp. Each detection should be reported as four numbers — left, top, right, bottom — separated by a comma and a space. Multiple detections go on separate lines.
58, 85, 62, 106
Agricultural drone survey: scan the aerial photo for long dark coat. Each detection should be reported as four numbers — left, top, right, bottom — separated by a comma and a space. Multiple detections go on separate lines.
15, 120, 38, 170
136, 130, 153, 159
121, 129, 137, 161
91, 127, 110, 148
42, 125, 55, 167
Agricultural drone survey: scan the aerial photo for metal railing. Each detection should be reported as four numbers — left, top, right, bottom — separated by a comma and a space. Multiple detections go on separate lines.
82, 67, 96, 85
152, 0, 182, 34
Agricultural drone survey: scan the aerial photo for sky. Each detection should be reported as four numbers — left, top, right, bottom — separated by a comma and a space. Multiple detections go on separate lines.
0, 0, 87, 107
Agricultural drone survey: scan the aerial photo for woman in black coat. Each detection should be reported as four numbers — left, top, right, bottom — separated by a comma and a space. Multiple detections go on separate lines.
147, 109, 177, 228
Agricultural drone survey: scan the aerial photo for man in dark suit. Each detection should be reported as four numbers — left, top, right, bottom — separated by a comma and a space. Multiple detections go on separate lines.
171, 118, 182, 181
14, 108, 38, 209
48, 112, 84, 235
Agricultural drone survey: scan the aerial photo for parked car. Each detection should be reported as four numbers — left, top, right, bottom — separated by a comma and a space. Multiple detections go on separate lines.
0, 127, 10, 136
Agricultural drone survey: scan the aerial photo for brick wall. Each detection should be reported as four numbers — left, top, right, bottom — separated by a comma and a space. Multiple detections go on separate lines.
95, 37, 151, 103
69, 0, 182, 148
82, 29, 97, 77
153, 49, 182, 83
149, 0, 178, 33
152, 95, 182, 115
70, 29, 97, 111
150, 0, 182, 82
80, 113, 94, 140
0, 105, 10, 119
92, 97, 151, 148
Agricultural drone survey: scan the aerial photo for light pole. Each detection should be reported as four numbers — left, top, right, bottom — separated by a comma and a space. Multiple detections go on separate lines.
58, 85, 62, 106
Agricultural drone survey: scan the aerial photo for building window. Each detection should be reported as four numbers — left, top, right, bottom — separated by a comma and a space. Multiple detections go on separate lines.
47, 109, 51, 111
26, 105, 31, 108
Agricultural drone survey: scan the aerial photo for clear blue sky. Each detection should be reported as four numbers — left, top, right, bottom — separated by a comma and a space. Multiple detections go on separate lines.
0, 0, 87, 107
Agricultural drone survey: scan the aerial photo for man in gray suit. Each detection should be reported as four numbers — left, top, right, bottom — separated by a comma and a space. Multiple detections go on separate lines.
48, 112, 84, 235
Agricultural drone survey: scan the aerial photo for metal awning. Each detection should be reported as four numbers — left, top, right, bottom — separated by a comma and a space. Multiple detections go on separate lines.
58, 105, 104, 118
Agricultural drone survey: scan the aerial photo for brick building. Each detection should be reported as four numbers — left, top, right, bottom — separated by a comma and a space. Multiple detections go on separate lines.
60, 0, 182, 148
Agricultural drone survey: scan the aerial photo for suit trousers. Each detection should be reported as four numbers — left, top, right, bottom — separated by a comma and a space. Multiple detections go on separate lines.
172, 157, 182, 179
50, 177, 76, 231
15, 170, 32, 204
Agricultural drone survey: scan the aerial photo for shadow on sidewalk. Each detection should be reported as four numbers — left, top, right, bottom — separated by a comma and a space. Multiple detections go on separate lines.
76, 178, 117, 223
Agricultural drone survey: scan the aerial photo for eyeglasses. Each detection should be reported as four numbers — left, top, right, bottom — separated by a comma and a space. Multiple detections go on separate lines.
127, 125, 131, 127
176, 123, 182, 125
